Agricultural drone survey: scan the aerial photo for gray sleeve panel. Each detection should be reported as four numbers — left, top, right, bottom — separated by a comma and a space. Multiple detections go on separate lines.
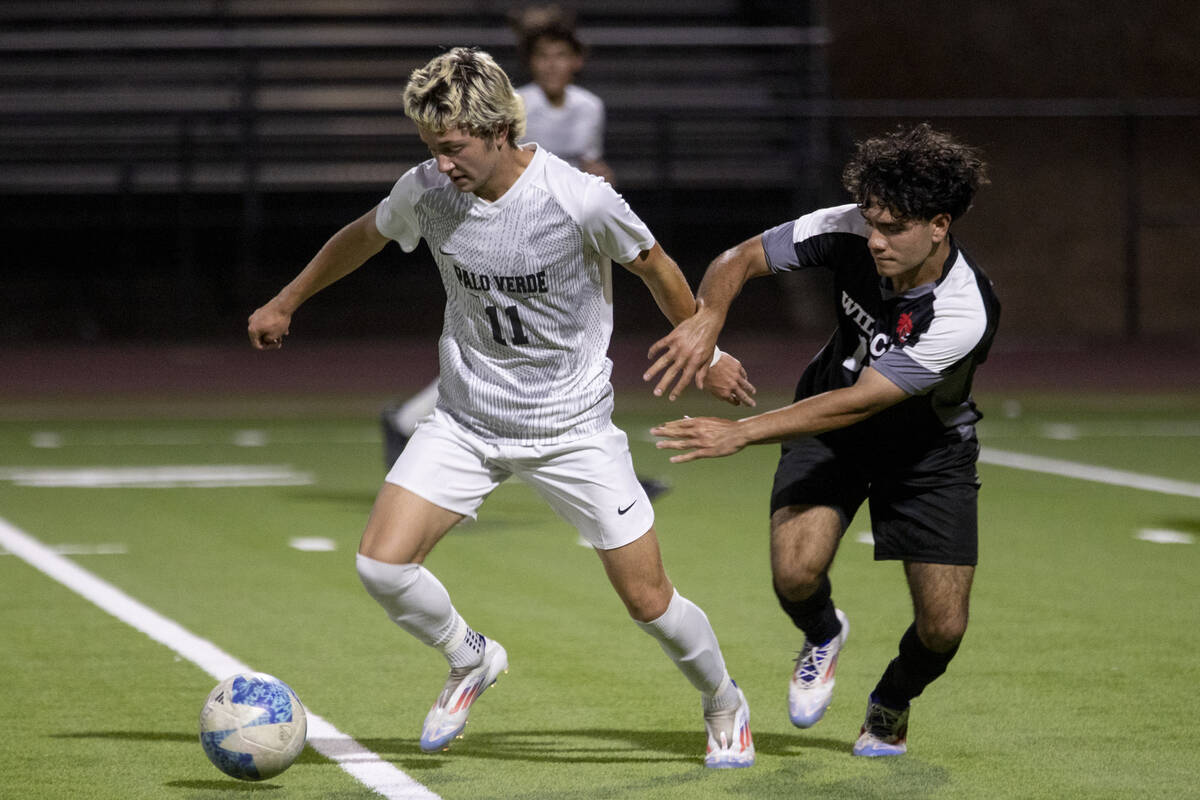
872, 349, 941, 395
761, 220, 799, 273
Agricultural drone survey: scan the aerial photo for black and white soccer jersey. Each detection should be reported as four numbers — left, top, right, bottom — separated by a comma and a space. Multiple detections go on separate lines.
761, 203, 1000, 451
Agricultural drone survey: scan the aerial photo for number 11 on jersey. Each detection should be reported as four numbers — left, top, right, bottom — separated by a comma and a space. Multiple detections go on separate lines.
485, 304, 529, 346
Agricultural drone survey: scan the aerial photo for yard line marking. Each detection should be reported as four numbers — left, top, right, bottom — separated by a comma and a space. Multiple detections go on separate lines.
979, 448, 1200, 499
0, 517, 440, 800
0, 542, 127, 556
26, 430, 378, 447
1040, 423, 1080, 440
233, 429, 270, 447
1136, 528, 1195, 545
0, 465, 313, 488
978, 421, 1200, 440
30, 431, 64, 448
290, 537, 337, 552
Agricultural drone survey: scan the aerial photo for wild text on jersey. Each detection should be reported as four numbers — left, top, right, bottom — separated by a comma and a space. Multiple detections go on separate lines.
841, 291, 875, 337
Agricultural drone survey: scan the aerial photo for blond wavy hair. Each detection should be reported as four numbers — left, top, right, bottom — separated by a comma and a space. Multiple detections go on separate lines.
403, 47, 525, 146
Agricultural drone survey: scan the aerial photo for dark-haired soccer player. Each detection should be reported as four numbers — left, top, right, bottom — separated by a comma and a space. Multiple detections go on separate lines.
647, 123, 999, 757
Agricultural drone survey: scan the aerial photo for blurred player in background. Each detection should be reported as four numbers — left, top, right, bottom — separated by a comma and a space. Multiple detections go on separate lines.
649, 123, 998, 757
248, 47, 757, 767
379, 6, 659, 492
511, 4, 613, 183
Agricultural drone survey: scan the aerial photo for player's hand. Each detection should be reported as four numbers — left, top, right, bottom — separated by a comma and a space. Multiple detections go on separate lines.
651, 416, 747, 463
644, 301, 722, 401
704, 352, 757, 407
247, 302, 291, 350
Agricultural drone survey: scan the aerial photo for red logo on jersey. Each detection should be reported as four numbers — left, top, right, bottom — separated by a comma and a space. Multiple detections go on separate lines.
895, 312, 914, 344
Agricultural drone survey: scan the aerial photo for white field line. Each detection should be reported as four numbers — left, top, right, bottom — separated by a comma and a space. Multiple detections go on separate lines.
0, 465, 313, 488
979, 448, 1200, 499
1137, 528, 1195, 544
970, 421, 1200, 441
29, 429, 379, 448
0, 542, 127, 556
0, 517, 440, 800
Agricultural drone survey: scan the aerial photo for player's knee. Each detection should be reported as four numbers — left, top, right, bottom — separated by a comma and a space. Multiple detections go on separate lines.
356, 553, 420, 600
622, 582, 673, 623
625, 594, 671, 623
916, 614, 968, 653
771, 568, 824, 602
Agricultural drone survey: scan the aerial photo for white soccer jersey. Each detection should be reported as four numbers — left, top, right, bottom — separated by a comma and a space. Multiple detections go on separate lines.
517, 83, 605, 166
375, 145, 654, 445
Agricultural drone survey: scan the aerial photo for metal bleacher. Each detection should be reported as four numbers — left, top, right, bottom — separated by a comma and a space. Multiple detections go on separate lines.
0, 1, 834, 340
0, 0, 831, 195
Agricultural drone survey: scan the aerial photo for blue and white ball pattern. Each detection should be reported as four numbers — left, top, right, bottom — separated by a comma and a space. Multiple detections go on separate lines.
199, 672, 307, 781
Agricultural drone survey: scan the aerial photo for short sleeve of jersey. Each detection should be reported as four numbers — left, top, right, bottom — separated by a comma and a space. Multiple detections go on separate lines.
761, 221, 799, 272
374, 165, 425, 252
761, 205, 867, 274
578, 178, 654, 264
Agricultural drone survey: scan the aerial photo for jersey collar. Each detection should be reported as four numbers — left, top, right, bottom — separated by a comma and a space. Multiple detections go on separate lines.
470, 144, 544, 214
879, 236, 960, 299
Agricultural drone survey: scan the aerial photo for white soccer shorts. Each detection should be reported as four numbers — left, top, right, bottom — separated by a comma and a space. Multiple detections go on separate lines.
385, 408, 655, 550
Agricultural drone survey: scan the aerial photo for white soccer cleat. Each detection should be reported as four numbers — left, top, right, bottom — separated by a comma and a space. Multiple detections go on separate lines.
704, 682, 755, 768
788, 608, 848, 728
419, 637, 508, 753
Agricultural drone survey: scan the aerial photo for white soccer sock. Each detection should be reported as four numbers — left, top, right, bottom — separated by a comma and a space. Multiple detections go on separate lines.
636, 589, 731, 701
355, 554, 483, 667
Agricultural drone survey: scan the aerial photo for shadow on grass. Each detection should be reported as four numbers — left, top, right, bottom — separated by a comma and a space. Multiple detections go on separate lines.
53, 730, 197, 743
54, 731, 320, 791
163, 780, 284, 791
1154, 516, 1200, 534
52, 730, 325, 767
363, 729, 950, 798
55, 728, 949, 797
351, 728, 850, 767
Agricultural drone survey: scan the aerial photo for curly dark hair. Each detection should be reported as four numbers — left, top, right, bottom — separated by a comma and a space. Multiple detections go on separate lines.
841, 123, 989, 222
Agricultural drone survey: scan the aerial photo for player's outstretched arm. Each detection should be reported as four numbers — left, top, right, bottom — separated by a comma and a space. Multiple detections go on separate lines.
622, 244, 756, 404
621, 242, 700, 396
645, 235, 770, 401
652, 367, 909, 462
248, 206, 388, 350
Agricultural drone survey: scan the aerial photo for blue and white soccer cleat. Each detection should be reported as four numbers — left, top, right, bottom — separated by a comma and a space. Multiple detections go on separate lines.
419, 637, 508, 753
789, 608, 849, 728
852, 695, 909, 757
704, 682, 755, 768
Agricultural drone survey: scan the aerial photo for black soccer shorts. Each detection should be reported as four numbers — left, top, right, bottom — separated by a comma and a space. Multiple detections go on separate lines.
769, 430, 981, 566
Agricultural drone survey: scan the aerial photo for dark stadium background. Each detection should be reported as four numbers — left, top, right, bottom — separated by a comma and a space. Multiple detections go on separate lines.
2, 0, 1197, 393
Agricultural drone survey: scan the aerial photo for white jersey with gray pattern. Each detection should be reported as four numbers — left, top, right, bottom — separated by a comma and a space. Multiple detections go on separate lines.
375, 145, 654, 445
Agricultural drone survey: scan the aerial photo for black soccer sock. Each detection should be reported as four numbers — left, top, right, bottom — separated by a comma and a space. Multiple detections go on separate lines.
872, 623, 960, 709
774, 573, 841, 645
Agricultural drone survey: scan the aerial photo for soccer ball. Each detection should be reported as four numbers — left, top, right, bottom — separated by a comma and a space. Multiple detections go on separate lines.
198, 672, 308, 781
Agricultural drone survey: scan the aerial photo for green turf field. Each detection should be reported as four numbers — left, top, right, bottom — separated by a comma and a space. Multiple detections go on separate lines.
1, 391, 1197, 799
